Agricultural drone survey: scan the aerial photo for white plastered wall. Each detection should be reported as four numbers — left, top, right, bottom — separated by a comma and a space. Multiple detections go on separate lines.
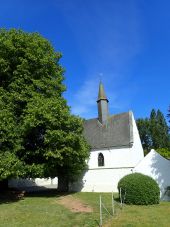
8, 177, 58, 190
134, 149, 170, 199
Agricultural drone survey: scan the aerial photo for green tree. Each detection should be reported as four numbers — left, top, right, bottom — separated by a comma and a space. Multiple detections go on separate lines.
156, 148, 170, 159
156, 109, 170, 148
137, 109, 170, 157
0, 29, 89, 191
168, 106, 170, 126
150, 109, 159, 148
136, 118, 151, 152
150, 109, 170, 149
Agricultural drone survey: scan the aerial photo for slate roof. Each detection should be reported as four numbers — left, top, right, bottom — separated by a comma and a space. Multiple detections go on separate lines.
83, 111, 133, 150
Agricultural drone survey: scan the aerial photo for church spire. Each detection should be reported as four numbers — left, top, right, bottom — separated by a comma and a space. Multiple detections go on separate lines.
97, 81, 108, 102
97, 82, 109, 124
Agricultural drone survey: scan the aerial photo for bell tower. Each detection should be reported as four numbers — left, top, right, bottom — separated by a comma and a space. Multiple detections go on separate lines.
97, 82, 109, 124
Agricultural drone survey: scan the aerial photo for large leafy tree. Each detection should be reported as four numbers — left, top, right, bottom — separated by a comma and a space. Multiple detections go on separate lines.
0, 29, 89, 191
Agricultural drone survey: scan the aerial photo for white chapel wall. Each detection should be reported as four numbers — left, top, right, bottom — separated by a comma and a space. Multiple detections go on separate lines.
70, 168, 132, 192
130, 112, 144, 165
8, 177, 58, 190
134, 150, 170, 199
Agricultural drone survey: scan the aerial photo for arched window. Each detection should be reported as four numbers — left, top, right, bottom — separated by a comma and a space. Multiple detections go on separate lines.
98, 153, 104, 166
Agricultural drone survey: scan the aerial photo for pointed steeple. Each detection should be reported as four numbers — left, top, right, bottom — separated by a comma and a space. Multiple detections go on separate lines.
97, 82, 109, 124
97, 82, 108, 102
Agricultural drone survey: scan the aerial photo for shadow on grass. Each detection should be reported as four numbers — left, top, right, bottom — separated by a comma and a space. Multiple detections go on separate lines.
25, 188, 76, 198
0, 190, 24, 204
114, 197, 120, 203
0, 188, 77, 204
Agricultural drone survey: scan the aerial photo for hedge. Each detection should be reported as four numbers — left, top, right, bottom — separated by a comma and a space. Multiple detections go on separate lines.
118, 173, 160, 205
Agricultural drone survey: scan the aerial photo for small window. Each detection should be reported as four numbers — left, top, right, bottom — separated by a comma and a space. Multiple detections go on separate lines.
98, 153, 104, 166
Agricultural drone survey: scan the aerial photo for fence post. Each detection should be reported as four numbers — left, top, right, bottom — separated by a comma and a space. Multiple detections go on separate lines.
112, 191, 114, 216
120, 187, 123, 209
100, 195, 102, 227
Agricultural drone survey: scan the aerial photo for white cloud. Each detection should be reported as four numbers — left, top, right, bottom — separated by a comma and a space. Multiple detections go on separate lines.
71, 76, 99, 118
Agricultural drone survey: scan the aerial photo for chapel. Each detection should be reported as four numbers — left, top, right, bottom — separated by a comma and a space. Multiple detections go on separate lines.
70, 82, 144, 192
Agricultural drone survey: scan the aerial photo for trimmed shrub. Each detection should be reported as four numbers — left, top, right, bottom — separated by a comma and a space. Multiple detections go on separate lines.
118, 173, 160, 205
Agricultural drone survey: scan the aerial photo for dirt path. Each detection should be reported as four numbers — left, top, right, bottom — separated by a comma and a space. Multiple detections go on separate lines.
57, 195, 93, 213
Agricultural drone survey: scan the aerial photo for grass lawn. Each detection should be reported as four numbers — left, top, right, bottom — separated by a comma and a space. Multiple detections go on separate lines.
108, 201, 170, 227
0, 190, 170, 227
0, 190, 109, 227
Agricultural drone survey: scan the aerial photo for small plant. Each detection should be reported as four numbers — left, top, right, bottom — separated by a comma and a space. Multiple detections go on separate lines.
118, 173, 160, 205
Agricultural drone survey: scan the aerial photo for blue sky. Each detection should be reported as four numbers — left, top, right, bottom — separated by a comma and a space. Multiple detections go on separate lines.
0, 0, 169, 120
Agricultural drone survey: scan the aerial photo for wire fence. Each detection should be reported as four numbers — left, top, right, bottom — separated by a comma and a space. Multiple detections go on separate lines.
98, 190, 125, 227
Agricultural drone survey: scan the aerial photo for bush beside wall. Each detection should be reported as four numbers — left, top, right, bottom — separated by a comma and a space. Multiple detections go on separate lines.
118, 173, 160, 205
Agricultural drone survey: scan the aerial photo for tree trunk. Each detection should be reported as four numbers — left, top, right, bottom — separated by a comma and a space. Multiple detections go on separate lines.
57, 174, 69, 192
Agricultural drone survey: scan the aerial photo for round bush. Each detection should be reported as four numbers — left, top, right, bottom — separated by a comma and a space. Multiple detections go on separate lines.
118, 173, 160, 205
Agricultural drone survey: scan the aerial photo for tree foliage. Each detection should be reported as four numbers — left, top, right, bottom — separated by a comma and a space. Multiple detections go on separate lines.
136, 118, 151, 151
137, 109, 170, 157
168, 106, 170, 127
0, 29, 89, 188
150, 109, 170, 149
156, 148, 170, 159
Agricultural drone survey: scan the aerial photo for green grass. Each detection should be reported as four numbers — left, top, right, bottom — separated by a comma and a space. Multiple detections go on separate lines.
0, 190, 112, 227
0, 191, 170, 227
107, 201, 170, 227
